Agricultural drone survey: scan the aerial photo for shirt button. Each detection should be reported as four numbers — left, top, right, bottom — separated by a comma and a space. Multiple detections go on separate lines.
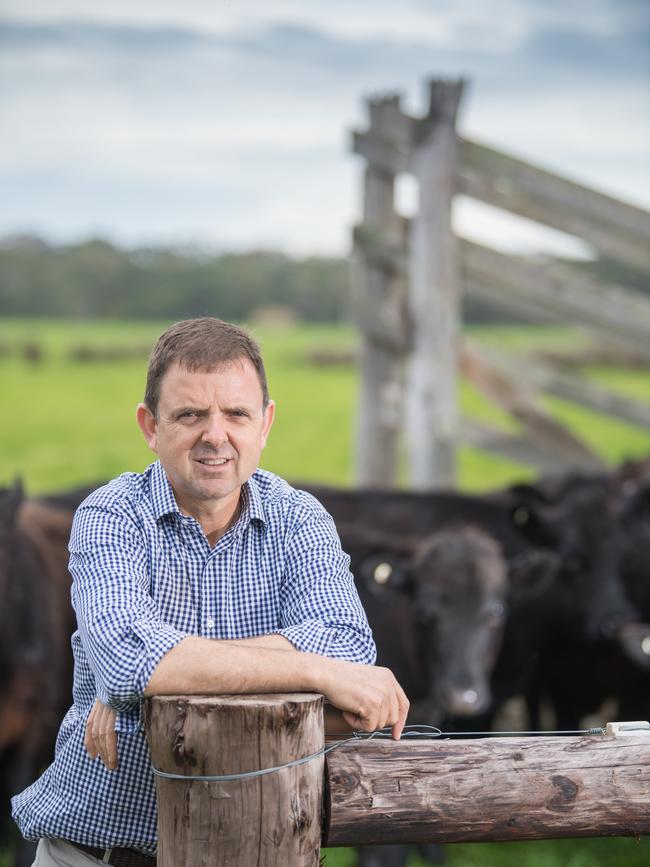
206, 617, 215, 628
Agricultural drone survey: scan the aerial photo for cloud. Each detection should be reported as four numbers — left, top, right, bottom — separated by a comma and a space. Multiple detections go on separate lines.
0, 3, 648, 253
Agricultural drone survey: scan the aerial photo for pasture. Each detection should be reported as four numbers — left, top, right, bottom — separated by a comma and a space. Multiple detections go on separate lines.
1, 317, 649, 867
2, 318, 650, 494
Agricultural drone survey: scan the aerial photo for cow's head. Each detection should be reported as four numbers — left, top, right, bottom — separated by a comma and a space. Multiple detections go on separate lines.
355, 524, 556, 720
409, 526, 507, 716
507, 480, 639, 641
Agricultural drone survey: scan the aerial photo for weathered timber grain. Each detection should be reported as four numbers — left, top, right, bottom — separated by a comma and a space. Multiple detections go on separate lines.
405, 79, 465, 489
145, 693, 324, 867
351, 95, 410, 487
461, 239, 650, 356
458, 418, 585, 473
459, 139, 650, 272
325, 735, 650, 846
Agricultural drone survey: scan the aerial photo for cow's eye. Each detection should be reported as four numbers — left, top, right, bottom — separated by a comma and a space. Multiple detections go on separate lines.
373, 562, 393, 585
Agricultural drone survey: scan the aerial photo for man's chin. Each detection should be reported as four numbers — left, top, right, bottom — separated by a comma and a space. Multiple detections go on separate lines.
189, 479, 239, 502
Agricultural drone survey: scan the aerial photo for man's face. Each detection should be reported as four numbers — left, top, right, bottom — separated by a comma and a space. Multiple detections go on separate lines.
137, 359, 274, 519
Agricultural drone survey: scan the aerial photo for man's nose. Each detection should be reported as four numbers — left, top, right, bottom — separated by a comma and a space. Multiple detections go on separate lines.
201, 414, 228, 446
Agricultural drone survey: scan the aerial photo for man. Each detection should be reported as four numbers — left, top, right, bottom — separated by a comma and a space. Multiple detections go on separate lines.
12, 317, 408, 866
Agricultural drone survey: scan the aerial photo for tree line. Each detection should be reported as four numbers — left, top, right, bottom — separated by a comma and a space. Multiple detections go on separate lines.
0, 236, 348, 322
0, 235, 646, 323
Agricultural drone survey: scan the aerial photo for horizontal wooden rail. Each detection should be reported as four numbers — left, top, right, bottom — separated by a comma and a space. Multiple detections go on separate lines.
464, 340, 650, 430
458, 418, 595, 473
461, 239, 650, 356
325, 733, 650, 846
459, 140, 650, 272
353, 119, 650, 270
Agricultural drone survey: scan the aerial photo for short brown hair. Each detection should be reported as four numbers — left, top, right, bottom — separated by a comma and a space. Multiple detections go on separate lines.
144, 318, 269, 417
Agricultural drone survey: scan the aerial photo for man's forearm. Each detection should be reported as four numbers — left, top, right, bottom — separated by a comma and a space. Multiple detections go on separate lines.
144, 636, 321, 697
143, 635, 409, 739
228, 634, 296, 651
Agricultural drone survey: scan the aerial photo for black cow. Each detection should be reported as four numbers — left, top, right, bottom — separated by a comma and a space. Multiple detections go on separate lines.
302, 480, 640, 727
338, 521, 559, 867
522, 462, 650, 730
0, 483, 77, 867
337, 522, 556, 722
303, 478, 643, 867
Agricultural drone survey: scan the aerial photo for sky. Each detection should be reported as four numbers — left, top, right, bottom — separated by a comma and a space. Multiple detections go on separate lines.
1, 0, 649, 257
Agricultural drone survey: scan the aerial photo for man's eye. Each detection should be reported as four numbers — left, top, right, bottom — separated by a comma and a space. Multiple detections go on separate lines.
178, 412, 198, 422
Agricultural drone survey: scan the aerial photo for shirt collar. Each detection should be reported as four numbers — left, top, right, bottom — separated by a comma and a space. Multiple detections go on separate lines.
240, 472, 267, 529
149, 460, 267, 530
149, 460, 181, 520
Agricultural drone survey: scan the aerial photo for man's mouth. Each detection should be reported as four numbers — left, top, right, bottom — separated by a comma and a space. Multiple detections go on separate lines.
196, 457, 231, 466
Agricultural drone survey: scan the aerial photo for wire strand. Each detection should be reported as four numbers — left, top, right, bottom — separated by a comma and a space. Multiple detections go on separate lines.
150, 724, 605, 783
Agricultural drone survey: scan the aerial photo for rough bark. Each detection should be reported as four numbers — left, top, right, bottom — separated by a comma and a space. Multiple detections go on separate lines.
325, 734, 650, 846
145, 693, 324, 866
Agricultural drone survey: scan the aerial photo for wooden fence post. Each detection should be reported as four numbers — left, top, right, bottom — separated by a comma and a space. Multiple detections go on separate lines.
145, 693, 324, 867
406, 79, 465, 489
351, 95, 410, 487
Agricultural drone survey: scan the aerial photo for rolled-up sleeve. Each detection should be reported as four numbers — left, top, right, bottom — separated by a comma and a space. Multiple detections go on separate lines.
69, 503, 187, 711
275, 499, 376, 664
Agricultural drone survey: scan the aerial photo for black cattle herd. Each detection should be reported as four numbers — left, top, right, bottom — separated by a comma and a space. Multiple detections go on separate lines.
1, 458, 649, 863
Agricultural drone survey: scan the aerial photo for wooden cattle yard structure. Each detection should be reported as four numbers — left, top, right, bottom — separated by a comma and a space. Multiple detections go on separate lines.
145, 694, 650, 865
351, 78, 650, 488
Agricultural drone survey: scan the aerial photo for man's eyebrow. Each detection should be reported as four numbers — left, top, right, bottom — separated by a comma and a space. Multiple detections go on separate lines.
171, 405, 208, 416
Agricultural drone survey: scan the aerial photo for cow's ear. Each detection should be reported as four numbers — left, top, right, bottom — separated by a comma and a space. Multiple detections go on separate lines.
508, 548, 558, 600
357, 554, 410, 595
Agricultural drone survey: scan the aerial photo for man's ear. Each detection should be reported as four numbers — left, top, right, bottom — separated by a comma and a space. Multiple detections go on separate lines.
136, 403, 158, 453
260, 400, 275, 449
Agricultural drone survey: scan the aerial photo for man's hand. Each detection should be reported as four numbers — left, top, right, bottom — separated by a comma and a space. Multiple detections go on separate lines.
318, 660, 409, 739
84, 699, 118, 770
144, 636, 410, 739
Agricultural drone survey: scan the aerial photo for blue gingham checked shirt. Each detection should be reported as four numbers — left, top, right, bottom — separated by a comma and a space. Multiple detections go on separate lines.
12, 460, 375, 853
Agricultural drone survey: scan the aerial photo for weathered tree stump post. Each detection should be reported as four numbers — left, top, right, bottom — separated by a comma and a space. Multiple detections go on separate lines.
145, 693, 324, 867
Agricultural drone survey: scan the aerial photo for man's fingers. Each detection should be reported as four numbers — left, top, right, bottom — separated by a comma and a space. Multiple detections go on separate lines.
323, 659, 410, 741
96, 704, 118, 771
84, 701, 99, 758
392, 686, 410, 740
85, 700, 118, 770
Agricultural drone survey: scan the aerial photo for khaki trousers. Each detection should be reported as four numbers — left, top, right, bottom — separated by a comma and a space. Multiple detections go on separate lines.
33, 839, 104, 866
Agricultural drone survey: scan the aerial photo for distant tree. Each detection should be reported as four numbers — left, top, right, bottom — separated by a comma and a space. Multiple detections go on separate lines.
0, 236, 349, 322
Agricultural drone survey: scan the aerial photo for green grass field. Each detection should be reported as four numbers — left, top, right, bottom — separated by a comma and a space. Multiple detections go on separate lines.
1, 318, 649, 493
1, 317, 649, 867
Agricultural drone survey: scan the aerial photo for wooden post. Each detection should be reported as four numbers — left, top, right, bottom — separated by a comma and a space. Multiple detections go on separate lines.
406, 79, 465, 489
325, 733, 650, 846
145, 693, 324, 867
352, 95, 410, 487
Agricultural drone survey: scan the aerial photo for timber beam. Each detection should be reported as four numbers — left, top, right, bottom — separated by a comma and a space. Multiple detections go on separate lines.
325, 732, 650, 846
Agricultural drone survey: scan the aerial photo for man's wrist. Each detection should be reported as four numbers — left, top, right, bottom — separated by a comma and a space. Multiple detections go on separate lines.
301, 651, 331, 696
